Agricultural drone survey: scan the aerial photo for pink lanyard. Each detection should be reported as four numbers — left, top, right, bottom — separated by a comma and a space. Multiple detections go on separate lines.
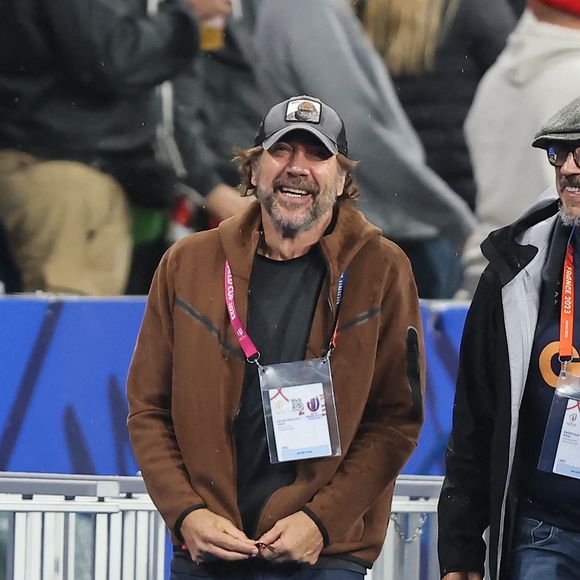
224, 260, 346, 365
560, 226, 577, 368
224, 261, 260, 362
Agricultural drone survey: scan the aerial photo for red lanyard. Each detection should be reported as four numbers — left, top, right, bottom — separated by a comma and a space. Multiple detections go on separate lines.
224, 260, 346, 365
560, 235, 575, 363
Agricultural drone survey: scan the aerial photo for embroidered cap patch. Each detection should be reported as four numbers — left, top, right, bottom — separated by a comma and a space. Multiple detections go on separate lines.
285, 99, 321, 124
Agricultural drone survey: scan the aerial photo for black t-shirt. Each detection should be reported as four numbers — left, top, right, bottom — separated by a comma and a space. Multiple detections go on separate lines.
235, 247, 327, 537
518, 221, 580, 531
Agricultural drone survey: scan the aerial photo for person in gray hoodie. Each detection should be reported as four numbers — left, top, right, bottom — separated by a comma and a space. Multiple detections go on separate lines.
183, 0, 476, 298
460, 0, 580, 297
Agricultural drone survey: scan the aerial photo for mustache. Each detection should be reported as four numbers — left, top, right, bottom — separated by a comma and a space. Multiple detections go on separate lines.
561, 176, 580, 189
273, 177, 318, 195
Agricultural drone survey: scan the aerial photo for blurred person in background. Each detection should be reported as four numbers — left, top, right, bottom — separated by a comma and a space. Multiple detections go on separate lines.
185, 0, 476, 299
357, 0, 515, 296
460, 0, 580, 297
171, 0, 272, 227
171, 37, 258, 224
0, 0, 230, 295
438, 96, 580, 580
511, 0, 529, 15
362, 0, 515, 211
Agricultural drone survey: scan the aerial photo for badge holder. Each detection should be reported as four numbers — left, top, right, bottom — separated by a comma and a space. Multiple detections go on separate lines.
224, 261, 346, 465
538, 364, 580, 480
258, 357, 341, 464
539, 228, 580, 479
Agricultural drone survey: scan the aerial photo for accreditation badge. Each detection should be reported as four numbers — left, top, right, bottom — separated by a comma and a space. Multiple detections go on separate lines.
258, 358, 341, 463
538, 368, 580, 480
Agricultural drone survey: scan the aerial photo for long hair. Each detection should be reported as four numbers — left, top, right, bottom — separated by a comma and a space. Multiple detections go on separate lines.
232, 146, 360, 201
354, 0, 461, 76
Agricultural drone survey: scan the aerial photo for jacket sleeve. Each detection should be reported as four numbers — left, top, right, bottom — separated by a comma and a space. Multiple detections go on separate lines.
126, 248, 206, 539
172, 63, 224, 196
303, 248, 425, 543
257, 0, 475, 248
437, 268, 500, 577
42, 0, 199, 96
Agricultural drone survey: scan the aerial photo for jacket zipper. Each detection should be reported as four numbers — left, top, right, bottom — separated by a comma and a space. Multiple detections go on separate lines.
229, 332, 248, 518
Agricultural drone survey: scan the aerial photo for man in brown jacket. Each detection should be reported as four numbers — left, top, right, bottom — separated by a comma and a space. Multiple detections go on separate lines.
127, 95, 425, 579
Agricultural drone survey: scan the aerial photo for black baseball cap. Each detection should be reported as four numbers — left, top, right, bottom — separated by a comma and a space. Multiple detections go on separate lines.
254, 95, 348, 156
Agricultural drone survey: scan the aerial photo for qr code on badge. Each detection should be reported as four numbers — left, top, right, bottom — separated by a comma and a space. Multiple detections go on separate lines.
291, 398, 304, 412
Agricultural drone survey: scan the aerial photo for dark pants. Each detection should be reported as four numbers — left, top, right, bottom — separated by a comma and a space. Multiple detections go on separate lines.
171, 571, 363, 580
170, 561, 365, 580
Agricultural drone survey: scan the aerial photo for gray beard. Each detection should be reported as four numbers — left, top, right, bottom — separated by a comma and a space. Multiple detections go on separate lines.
258, 194, 324, 238
559, 205, 580, 227
256, 174, 343, 238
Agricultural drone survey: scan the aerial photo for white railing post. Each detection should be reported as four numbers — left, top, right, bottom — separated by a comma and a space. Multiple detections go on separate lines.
122, 509, 136, 579
108, 511, 123, 579
13, 512, 27, 580
94, 511, 109, 580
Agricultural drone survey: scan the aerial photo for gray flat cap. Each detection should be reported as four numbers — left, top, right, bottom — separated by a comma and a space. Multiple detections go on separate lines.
533, 96, 580, 149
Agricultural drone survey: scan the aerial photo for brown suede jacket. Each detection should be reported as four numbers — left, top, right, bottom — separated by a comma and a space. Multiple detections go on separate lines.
126, 201, 425, 567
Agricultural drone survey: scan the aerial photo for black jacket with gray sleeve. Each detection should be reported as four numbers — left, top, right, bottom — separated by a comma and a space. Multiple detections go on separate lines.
438, 195, 561, 579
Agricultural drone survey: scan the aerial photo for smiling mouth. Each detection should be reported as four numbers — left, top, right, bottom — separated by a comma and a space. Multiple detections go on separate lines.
564, 186, 580, 193
278, 187, 312, 198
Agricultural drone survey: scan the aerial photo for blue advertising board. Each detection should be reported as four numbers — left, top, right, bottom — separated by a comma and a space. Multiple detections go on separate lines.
0, 297, 468, 477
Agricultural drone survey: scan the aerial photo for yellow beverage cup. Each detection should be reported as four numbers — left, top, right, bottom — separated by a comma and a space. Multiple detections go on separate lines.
200, 16, 225, 52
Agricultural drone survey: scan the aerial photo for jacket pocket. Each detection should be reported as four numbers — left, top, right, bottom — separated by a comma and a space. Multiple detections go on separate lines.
515, 517, 557, 548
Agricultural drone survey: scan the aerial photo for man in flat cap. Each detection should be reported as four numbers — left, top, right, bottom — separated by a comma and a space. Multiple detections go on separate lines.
460, 0, 580, 298
127, 95, 425, 579
438, 95, 580, 580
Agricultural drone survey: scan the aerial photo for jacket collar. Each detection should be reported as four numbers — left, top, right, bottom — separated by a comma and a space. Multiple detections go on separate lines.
482, 194, 560, 286
217, 201, 381, 281
217, 202, 262, 282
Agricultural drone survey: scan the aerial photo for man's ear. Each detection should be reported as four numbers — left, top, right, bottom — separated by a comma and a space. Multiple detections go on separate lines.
250, 161, 259, 187
336, 172, 347, 198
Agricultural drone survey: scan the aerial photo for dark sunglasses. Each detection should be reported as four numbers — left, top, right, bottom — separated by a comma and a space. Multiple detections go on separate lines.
547, 144, 580, 168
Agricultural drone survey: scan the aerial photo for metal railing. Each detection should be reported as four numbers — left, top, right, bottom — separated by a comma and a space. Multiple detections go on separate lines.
370, 475, 443, 580
0, 473, 443, 580
0, 473, 165, 580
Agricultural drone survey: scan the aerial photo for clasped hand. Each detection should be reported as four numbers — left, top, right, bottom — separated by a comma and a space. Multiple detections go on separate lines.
255, 511, 324, 565
181, 509, 323, 566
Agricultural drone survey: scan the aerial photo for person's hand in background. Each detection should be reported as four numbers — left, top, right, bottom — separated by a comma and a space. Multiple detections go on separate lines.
205, 183, 255, 220
186, 0, 231, 22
